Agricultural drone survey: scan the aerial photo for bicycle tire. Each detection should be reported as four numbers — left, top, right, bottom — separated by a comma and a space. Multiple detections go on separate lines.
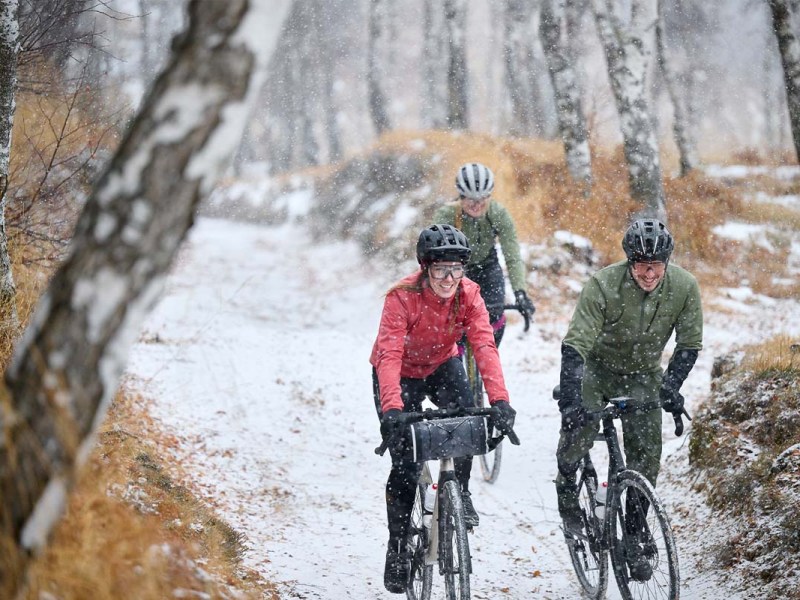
406, 483, 433, 600
440, 480, 471, 600
607, 470, 680, 600
565, 460, 609, 599
465, 348, 503, 483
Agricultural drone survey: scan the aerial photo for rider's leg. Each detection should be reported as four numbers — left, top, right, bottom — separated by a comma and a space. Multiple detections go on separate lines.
427, 357, 480, 526
554, 363, 606, 528
372, 368, 426, 548
466, 253, 506, 347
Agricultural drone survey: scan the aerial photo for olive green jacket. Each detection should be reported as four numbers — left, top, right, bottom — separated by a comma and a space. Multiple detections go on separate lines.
563, 261, 703, 375
434, 200, 527, 292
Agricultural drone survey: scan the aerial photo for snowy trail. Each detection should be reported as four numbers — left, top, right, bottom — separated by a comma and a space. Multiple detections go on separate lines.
127, 217, 800, 599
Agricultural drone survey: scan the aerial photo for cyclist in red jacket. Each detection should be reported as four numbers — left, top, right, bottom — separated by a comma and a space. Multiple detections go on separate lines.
370, 224, 516, 594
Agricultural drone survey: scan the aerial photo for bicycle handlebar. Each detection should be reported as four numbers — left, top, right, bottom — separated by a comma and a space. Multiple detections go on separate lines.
375, 405, 521, 456
586, 396, 692, 437
486, 303, 531, 332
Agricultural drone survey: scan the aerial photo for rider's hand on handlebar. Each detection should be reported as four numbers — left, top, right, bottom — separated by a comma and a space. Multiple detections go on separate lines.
659, 386, 685, 415
380, 409, 403, 440
490, 400, 516, 435
514, 290, 536, 322
560, 405, 587, 432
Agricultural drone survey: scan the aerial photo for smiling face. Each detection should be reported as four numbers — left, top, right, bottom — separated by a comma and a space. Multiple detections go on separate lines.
427, 261, 465, 299
460, 195, 490, 218
630, 261, 666, 292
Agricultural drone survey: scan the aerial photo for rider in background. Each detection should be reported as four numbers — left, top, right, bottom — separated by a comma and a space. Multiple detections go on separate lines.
554, 218, 702, 580
370, 224, 516, 594
434, 162, 535, 346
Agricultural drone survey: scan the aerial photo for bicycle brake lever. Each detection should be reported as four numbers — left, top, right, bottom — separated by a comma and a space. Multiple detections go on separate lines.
672, 411, 684, 437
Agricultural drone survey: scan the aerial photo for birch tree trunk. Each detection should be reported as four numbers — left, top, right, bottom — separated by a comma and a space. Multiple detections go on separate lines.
422, 0, 448, 129
504, 0, 541, 137
445, 0, 469, 130
656, 16, 697, 176
769, 0, 800, 162
0, 0, 19, 329
0, 0, 292, 593
368, 0, 391, 135
592, 0, 666, 220
540, 0, 592, 191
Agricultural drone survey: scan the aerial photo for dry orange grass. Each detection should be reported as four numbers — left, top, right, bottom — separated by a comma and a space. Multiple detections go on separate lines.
372, 130, 797, 295
742, 334, 800, 375
21, 388, 278, 600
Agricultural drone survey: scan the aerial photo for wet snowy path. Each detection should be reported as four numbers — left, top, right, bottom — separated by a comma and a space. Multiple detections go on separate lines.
126, 217, 799, 599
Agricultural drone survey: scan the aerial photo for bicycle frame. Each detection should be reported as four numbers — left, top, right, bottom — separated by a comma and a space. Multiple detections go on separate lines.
566, 396, 684, 600
420, 457, 462, 569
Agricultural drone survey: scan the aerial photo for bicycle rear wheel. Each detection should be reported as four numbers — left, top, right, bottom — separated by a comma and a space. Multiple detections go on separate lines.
440, 480, 471, 600
607, 470, 680, 600
465, 349, 502, 483
406, 483, 433, 600
565, 459, 608, 599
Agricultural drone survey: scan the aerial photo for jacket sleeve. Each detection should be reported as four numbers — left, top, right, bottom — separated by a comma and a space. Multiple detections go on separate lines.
464, 289, 510, 403
373, 292, 409, 413
493, 203, 527, 293
674, 275, 703, 352
562, 277, 606, 360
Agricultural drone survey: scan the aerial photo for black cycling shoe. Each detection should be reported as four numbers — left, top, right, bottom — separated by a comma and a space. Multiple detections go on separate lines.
561, 506, 584, 537
461, 491, 480, 528
383, 540, 409, 594
625, 537, 653, 582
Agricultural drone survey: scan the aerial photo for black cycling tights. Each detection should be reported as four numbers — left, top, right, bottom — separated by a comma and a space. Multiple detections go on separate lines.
372, 358, 475, 543
466, 249, 506, 347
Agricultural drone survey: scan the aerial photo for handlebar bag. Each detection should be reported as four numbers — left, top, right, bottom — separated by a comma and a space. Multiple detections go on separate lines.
409, 416, 489, 462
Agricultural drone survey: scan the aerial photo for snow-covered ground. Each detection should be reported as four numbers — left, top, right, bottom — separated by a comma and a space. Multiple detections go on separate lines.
126, 212, 800, 599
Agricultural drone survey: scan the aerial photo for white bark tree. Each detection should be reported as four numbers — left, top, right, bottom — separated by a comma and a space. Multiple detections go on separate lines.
540, 0, 592, 191
445, 0, 469, 130
422, 0, 448, 129
0, 0, 19, 328
656, 11, 698, 176
769, 0, 800, 162
504, 0, 544, 137
592, 0, 666, 219
367, 0, 392, 135
0, 0, 292, 594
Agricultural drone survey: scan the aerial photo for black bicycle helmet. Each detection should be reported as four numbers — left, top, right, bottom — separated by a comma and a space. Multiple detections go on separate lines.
455, 162, 495, 200
416, 224, 472, 266
622, 218, 674, 263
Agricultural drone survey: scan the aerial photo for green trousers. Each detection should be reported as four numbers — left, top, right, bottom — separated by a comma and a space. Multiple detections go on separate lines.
555, 361, 663, 496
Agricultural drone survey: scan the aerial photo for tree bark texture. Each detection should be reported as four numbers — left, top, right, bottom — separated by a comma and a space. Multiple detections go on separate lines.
368, 0, 392, 135
656, 4, 697, 176
592, 0, 666, 220
445, 0, 469, 130
0, 0, 291, 592
0, 0, 19, 327
504, 0, 543, 137
422, 0, 449, 129
540, 0, 592, 190
769, 0, 800, 162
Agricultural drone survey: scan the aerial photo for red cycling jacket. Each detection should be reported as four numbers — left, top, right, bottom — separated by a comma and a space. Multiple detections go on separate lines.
370, 271, 510, 413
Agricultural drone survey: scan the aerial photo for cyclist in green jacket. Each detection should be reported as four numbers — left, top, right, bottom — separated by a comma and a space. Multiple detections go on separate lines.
555, 218, 702, 581
434, 162, 535, 346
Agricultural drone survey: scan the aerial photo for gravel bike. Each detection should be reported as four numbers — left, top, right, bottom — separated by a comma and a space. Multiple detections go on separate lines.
376, 406, 520, 600
555, 388, 689, 600
462, 303, 530, 483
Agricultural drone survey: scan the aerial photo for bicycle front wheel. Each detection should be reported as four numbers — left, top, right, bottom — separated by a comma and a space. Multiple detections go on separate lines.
440, 480, 471, 600
466, 350, 502, 483
607, 470, 680, 600
565, 459, 608, 599
406, 483, 433, 600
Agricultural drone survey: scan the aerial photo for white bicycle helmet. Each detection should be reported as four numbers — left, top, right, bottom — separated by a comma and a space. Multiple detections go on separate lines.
455, 162, 495, 200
